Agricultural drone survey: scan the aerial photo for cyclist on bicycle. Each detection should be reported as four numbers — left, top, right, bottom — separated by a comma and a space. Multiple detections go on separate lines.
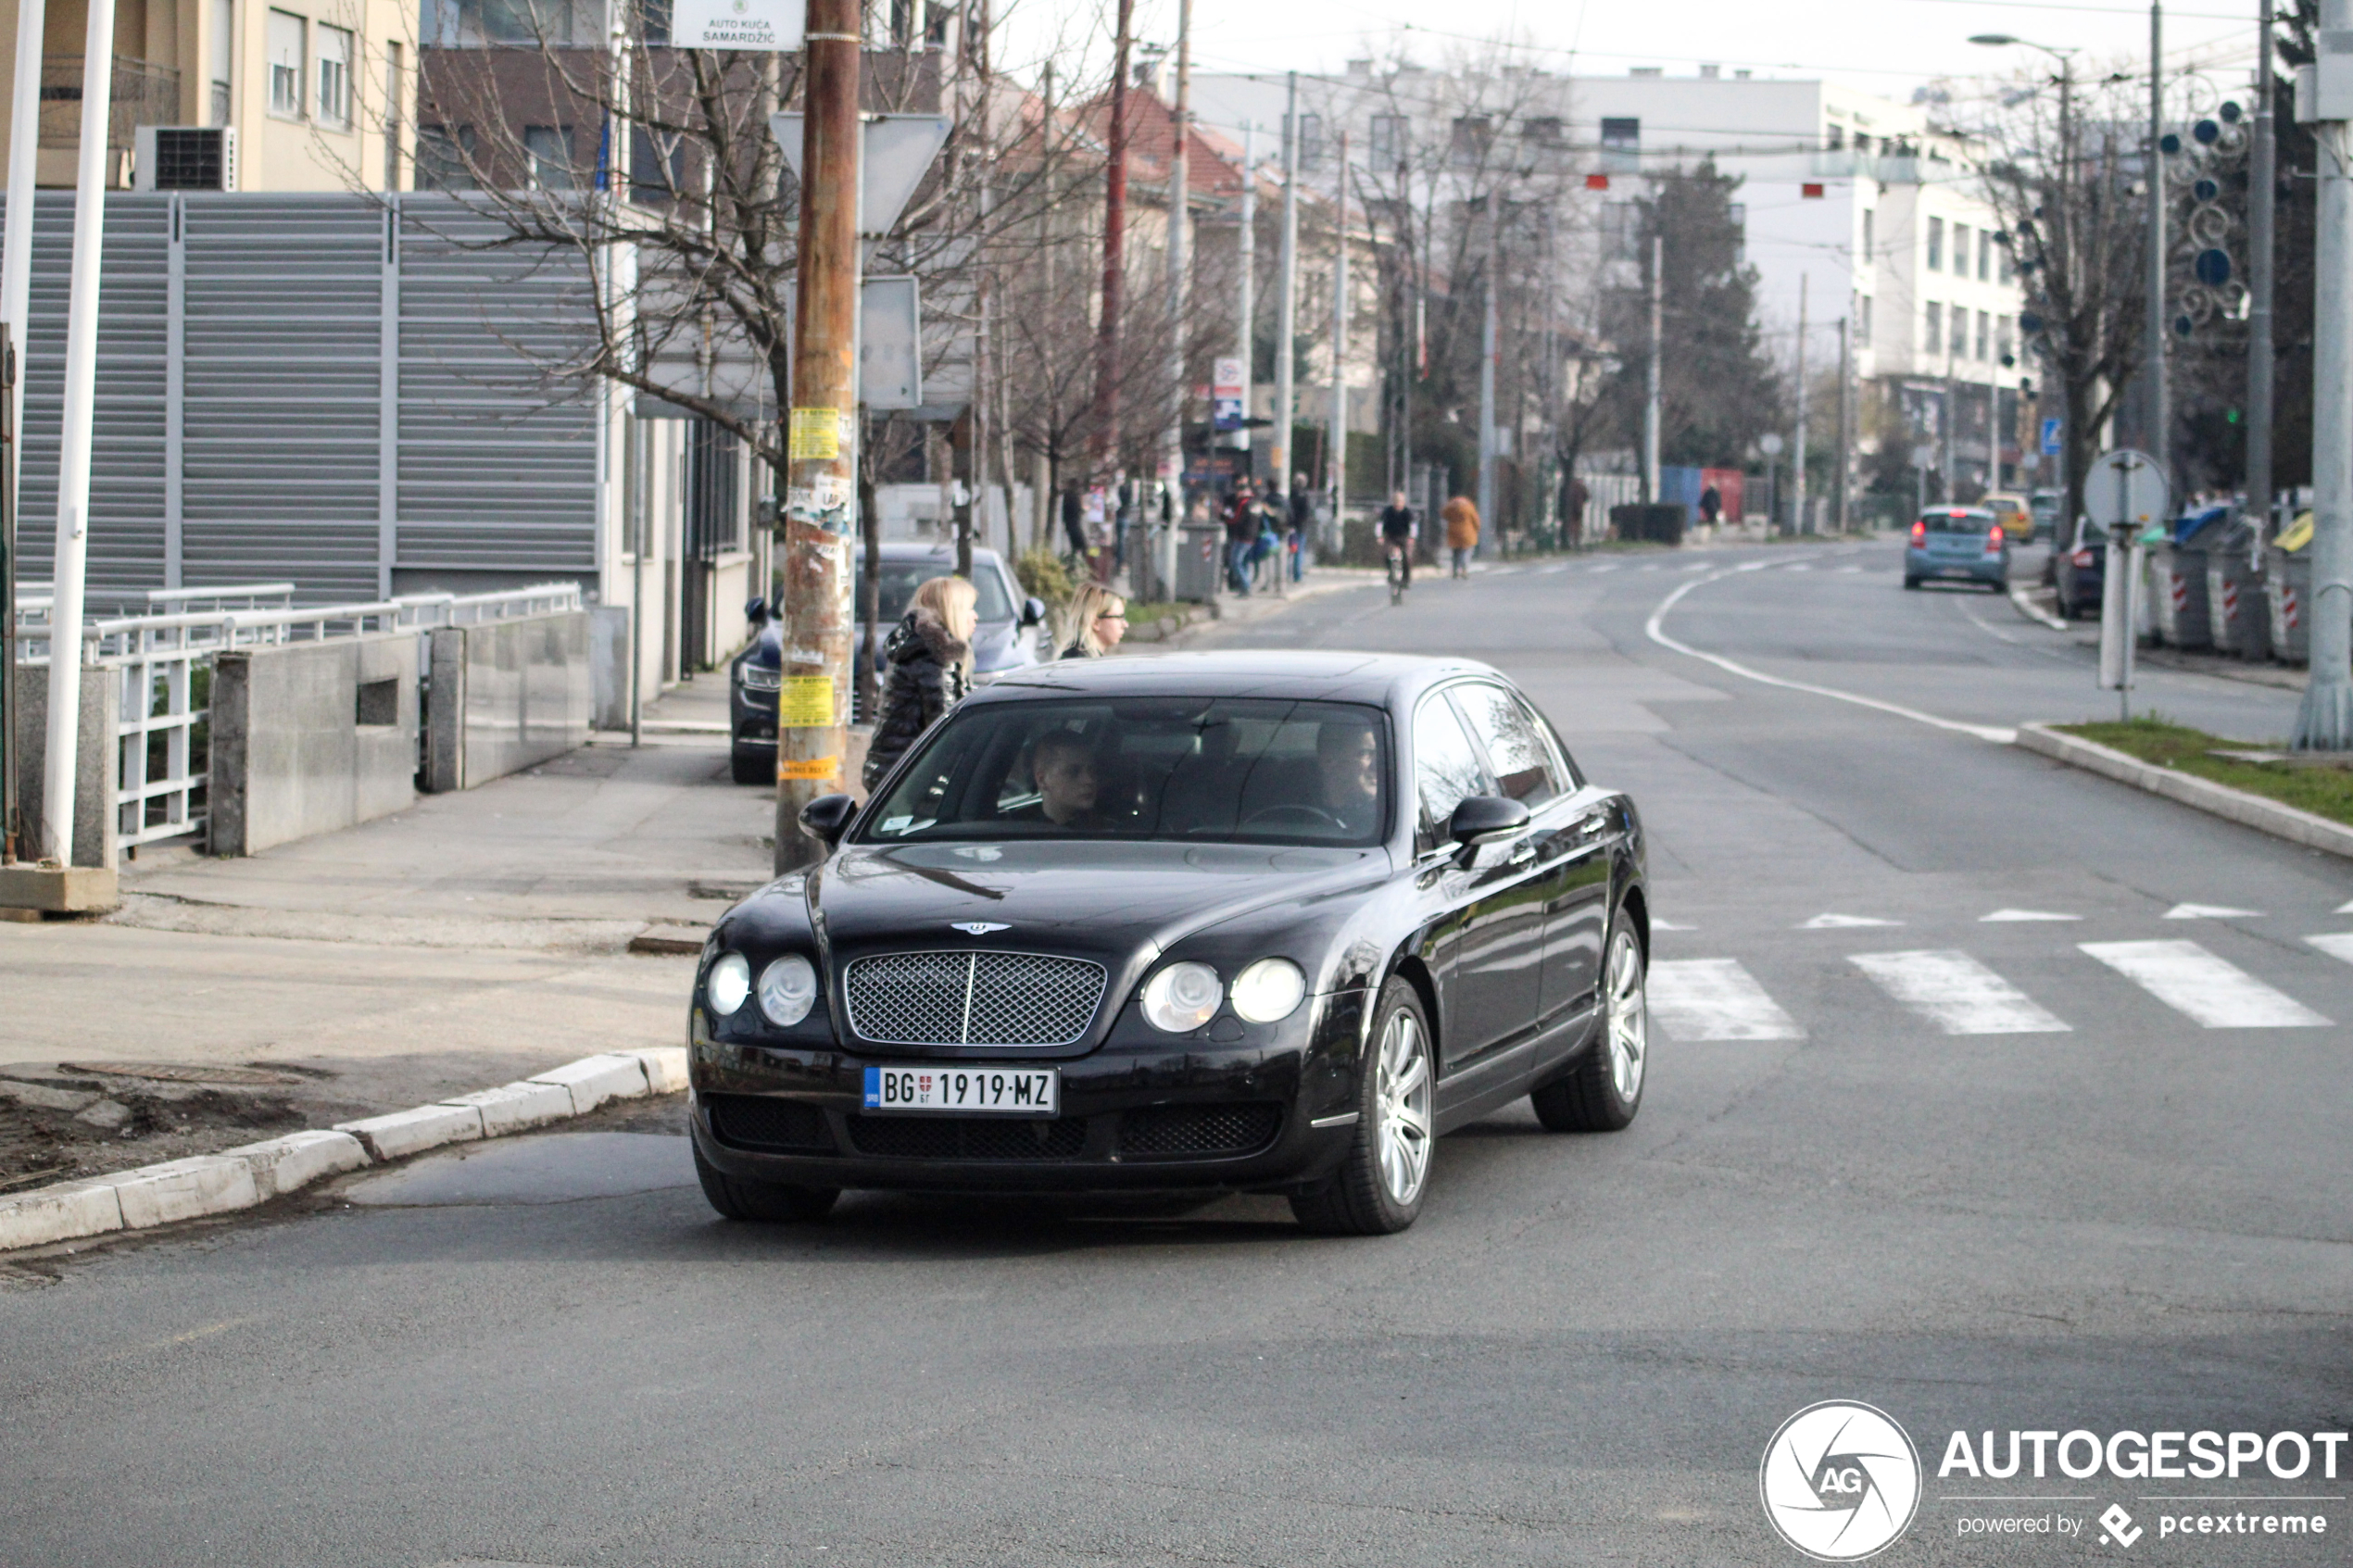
1378, 491, 1418, 592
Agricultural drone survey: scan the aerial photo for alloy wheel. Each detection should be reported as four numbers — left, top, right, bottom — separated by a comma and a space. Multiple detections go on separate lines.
1375, 1008, 1434, 1206
1605, 930, 1648, 1103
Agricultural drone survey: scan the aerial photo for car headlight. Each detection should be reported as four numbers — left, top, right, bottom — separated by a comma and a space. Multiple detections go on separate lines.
757, 953, 819, 1026
706, 951, 751, 1016
740, 663, 782, 692
1229, 958, 1307, 1023
1141, 961, 1224, 1032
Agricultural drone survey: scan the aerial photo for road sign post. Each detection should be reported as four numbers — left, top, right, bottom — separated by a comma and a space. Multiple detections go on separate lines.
2089, 448, 2169, 719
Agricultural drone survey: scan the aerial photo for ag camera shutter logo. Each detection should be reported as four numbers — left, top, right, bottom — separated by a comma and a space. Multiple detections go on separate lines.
1760, 1400, 1922, 1561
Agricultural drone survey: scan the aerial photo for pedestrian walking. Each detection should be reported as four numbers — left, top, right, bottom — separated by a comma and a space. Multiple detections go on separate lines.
1288, 471, 1315, 583
1061, 487, 1088, 559
1378, 490, 1417, 591
1225, 481, 1260, 595
1059, 582, 1128, 659
1441, 495, 1480, 578
862, 575, 976, 792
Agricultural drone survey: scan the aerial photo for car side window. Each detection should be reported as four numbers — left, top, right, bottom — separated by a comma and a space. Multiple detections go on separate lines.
1516, 693, 1582, 791
1413, 694, 1491, 854
1452, 683, 1564, 808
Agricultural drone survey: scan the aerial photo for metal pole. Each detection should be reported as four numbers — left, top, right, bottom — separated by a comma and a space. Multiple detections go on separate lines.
1164, 0, 1190, 530
2247, 0, 2278, 550
2147, 1, 2171, 479
1, 0, 42, 499
42, 0, 118, 866
1328, 129, 1348, 540
776, 0, 862, 868
0, 325, 14, 861
1235, 121, 1254, 460
1793, 273, 1810, 532
1273, 72, 1300, 492
1095, 0, 1133, 476
1476, 198, 1498, 542
1836, 315, 1852, 532
1643, 233, 1661, 504
629, 417, 644, 748
2296, 0, 2353, 748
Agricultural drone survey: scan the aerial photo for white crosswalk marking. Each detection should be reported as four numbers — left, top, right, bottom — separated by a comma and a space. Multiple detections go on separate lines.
2304, 933, 2353, 967
1848, 949, 2070, 1035
1649, 960, 1804, 1040
2079, 940, 2331, 1028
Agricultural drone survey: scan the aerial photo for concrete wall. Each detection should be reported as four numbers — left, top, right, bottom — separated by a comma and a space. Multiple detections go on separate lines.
425, 611, 592, 793
9, 665, 120, 869
588, 605, 632, 733
208, 634, 421, 858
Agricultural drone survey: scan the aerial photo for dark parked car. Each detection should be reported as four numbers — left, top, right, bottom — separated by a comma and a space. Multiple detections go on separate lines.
2057, 516, 2108, 620
687, 652, 1653, 1236
730, 542, 1048, 784
1904, 507, 2008, 591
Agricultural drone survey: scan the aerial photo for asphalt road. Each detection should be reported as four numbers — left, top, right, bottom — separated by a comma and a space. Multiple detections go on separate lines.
5, 538, 2347, 1567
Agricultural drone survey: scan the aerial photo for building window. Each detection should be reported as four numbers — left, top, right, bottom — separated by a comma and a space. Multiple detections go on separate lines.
1730, 201, 1745, 267
1926, 216, 1943, 271
1860, 207, 1873, 257
1978, 229, 1992, 281
1369, 113, 1407, 169
316, 23, 352, 128
1858, 294, 1874, 341
1826, 123, 1844, 151
1523, 116, 1563, 148
631, 125, 686, 204
1855, 131, 1872, 154
210, 0, 233, 127
1976, 309, 1990, 360
1600, 117, 1640, 152
1996, 314, 2014, 363
423, 0, 581, 45
384, 43, 402, 189
1601, 200, 1639, 261
524, 125, 573, 190
1450, 116, 1492, 169
267, 9, 305, 118
1998, 236, 2014, 283
1285, 113, 1322, 170
416, 123, 475, 189
1924, 302, 1942, 355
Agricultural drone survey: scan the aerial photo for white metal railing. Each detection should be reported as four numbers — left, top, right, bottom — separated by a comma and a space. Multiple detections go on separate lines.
6, 582, 585, 855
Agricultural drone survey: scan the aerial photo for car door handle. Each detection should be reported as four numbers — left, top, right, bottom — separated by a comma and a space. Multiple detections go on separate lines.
1573, 814, 1610, 840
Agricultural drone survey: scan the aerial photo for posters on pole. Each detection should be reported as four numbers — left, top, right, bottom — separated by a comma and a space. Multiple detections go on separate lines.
1213, 356, 1245, 432
672, 0, 805, 50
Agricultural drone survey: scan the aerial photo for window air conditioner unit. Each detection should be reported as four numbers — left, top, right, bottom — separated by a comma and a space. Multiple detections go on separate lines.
132, 127, 237, 192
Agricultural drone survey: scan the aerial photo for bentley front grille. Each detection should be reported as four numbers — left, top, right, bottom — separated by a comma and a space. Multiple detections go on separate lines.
844, 950, 1107, 1047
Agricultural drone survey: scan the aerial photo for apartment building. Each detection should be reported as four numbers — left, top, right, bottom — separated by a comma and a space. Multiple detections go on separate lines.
0, 0, 410, 191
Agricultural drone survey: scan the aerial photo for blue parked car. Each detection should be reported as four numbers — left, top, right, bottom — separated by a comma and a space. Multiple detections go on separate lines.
1904, 508, 2008, 592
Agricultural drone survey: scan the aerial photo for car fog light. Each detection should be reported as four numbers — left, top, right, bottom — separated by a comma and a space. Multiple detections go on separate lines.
758, 953, 819, 1026
706, 951, 751, 1016
1230, 958, 1306, 1023
1141, 961, 1224, 1032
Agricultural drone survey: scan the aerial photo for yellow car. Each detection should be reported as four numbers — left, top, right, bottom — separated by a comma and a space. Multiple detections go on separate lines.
1982, 492, 2033, 545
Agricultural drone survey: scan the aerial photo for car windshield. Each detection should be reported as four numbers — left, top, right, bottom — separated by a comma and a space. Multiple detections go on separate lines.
861, 696, 1391, 847
1923, 510, 1995, 534
862, 558, 1015, 623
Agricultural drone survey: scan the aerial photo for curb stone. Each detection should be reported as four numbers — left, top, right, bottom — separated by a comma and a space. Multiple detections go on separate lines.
2017, 722, 2353, 861
0, 1046, 689, 1256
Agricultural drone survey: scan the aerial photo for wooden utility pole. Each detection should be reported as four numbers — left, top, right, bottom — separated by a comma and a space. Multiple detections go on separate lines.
1096, 0, 1134, 475
775, 0, 862, 870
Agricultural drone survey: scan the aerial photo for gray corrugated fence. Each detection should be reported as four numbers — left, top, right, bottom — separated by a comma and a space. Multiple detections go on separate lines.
5, 192, 598, 609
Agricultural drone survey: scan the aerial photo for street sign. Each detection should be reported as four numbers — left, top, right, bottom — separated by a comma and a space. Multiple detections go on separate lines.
770, 113, 952, 239
859, 277, 922, 409
2041, 417, 2062, 456
1759, 433, 1784, 456
2084, 448, 2169, 533
672, 0, 804, 49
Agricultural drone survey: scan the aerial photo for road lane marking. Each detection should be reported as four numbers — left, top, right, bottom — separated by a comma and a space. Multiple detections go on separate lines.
2009, 585, 2070, 630
2079, 939, 2331, 1028
2304, 933, 2353, 967
2164, 902, 2264, 920
1649, 959, 1804, 1040
1800, 912, 1903, 928
1982, 909, 2082, 922
1849, 950, 2071, 1035
1644, 568, 2018, 743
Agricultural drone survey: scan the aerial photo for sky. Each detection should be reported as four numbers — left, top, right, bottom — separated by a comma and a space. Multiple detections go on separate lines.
994, 0, 2268, 113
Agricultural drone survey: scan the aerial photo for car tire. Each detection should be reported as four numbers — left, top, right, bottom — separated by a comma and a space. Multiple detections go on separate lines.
729, 749, 770, 786
1903, 576, 1921, 590
694, 1142, 839, 1223
1530, 915, 1648, 1133
1290, 976, 1434, 1236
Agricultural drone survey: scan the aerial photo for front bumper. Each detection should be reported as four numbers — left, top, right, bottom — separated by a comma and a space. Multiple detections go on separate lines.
690, 1004, 1364, 1195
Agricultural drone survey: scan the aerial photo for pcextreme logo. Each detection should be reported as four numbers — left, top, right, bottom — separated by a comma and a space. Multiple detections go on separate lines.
1761, 1401, 1924, 1562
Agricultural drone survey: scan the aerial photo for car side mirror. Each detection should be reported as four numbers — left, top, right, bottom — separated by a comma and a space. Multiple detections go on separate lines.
1448, 795, 1530, 849
1020, 596, 1047, 628
745, 596, 768, 626
798, 793, 858, 848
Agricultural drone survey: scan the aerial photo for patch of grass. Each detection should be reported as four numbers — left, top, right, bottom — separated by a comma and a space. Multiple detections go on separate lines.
2059, 717, 2353, 826
1119, 600, 1192, 628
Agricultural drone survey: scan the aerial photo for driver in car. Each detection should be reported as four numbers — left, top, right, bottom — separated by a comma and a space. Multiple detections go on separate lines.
1008, 729, 1117, 831
1315, 722, 1383, 836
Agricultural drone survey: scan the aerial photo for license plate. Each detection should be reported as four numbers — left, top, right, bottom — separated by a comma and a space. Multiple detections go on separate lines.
1939, 567, 1973, 578
863, 1065, 1059, 1115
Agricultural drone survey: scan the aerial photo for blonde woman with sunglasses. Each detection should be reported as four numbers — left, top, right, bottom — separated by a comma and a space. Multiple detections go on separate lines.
1058, 582, 1128, 659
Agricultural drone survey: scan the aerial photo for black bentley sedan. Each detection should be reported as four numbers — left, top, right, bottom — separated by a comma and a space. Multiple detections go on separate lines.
687, 652, 1650, 1236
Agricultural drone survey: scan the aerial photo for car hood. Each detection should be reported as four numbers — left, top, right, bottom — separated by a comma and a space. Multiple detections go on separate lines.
810, 839, 1384, 964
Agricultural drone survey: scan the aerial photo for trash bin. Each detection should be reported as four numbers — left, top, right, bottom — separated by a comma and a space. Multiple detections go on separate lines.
1176, 521, 1225, 602
2266, 542, 2311, 665
2150, 506, 2225, 649
2204, 522, 2270, 659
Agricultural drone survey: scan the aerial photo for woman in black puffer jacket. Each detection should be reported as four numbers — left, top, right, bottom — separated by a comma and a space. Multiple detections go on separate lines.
862, 575, 976, 792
